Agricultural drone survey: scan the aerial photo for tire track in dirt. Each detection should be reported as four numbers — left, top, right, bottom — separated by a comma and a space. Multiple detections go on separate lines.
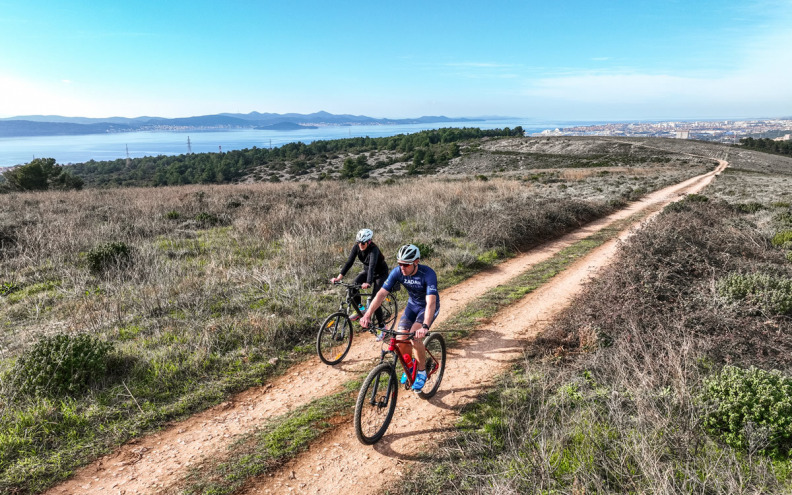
45, 161, 725, 495
240, 161, 726, 495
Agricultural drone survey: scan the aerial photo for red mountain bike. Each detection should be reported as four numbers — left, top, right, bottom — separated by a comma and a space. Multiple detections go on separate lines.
353, 328, 446, 445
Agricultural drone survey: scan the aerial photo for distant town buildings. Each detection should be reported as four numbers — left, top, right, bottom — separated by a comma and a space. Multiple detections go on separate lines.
533, 118, 792, 144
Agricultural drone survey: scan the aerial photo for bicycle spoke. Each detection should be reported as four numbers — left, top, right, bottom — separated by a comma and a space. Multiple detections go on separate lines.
418, 333, 446, 399
355, 364, 398, 444
317, 313, 353, 365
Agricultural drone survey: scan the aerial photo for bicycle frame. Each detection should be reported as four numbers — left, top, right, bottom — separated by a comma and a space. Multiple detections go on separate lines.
334, 282, 374, 319
377, 331, 441, 390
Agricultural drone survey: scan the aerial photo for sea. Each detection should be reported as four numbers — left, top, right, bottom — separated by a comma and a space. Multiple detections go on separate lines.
0, 119, 575, 168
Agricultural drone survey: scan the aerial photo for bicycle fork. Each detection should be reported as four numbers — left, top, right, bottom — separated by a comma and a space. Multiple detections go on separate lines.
370, 366, 396, 409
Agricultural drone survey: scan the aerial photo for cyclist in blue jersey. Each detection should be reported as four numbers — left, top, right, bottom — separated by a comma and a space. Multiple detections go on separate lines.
360, 244, 439, 391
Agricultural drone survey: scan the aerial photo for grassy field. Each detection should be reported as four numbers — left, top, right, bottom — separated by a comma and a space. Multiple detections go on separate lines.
396, 146, 792, 494
0, 135, 723, 493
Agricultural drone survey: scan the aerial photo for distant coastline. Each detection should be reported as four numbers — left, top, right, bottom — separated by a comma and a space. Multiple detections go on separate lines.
0, 111, 484, 138
0, 118, 528, 167
254, 122, 318, 131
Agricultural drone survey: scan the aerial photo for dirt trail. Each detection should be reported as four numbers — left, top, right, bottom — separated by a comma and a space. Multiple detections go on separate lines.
46, 161, 725, 495
241, 160, 726, 495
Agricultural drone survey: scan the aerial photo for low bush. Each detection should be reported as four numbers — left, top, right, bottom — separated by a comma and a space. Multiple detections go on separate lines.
700, 365, 792, 456
717, 272, 792, 315
7, 333, 114, 399
772, 230, 792, 248
0, 281, 19, 296
194, 212, 221, 226
84, 241, 131, 274
735, 202, 766, 214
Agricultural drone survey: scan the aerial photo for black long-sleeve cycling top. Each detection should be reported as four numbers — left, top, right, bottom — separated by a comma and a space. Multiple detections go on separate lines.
339, 242, 389, 284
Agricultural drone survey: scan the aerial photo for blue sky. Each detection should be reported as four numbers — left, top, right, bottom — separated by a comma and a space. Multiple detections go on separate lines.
1, 0, 790, 121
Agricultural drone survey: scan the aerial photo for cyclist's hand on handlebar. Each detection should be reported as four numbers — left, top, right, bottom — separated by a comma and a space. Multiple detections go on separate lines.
361, 282, 370, 289
330, 276, 341, 284
415, 326, 429, 339
359, 314, 371, 328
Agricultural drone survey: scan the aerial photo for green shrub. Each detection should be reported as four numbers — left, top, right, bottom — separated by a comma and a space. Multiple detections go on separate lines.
412, 242, 435, 258
662, 200, 689, 214
84, 241, 131, 274
716, 272, 792, 315
686, 193, 709, 203
771, 230, 792, 248
165, 210, 181, 220
0, 281, 19, 296
735, 202, 766, 214
194, 212, 220, 226
700, 365, 792, 456
8, 333, 114, 398
775, 212, 792, 225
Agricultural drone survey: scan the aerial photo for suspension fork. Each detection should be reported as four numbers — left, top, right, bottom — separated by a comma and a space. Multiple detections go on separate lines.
370, 349, 397, 406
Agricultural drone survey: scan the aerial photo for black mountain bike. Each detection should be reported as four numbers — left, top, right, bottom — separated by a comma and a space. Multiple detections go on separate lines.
353, 328, 446, 445
316, 281, 398, 365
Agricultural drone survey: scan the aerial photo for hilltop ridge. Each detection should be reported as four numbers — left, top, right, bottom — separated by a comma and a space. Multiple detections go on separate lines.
0, 111, 485, 138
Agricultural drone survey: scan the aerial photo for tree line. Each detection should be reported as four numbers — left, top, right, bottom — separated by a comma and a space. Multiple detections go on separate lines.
63, 126, 524, 187
0, 158, 84, 192
739, 137, 792, 157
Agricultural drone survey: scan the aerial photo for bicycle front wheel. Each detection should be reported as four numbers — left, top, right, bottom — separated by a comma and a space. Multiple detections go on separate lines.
316, 312, 353, 365
418, 333, 446, 399
354, 363, 398, 445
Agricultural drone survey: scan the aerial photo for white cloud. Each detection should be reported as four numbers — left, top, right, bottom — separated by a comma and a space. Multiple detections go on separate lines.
443, 62, 518, 68
519, 27, 792, 119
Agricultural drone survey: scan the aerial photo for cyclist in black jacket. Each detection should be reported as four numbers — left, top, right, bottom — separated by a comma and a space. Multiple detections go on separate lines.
330, 229, 390, 329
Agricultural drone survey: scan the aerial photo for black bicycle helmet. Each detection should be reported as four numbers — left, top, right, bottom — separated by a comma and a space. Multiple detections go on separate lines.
396, 244, 420, 263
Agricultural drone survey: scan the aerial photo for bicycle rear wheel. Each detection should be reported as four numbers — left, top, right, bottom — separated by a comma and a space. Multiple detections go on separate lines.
418, 333, 446, 399
380, 293, 398, 330
316, 312, 353, 365
354, 363, 398, 445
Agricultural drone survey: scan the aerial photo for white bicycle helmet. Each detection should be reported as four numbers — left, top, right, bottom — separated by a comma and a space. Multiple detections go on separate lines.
356, 228, 374, 243
396, 244, 420, 263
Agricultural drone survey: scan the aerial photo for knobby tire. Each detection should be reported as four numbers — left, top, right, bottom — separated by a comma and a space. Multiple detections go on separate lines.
354, 363, 398, 445
418, 333, 446, 399
316, 312, 353, 365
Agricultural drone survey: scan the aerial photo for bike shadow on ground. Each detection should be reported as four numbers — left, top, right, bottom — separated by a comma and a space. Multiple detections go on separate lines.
372, 425, 457, 461
421, 385, 491, 411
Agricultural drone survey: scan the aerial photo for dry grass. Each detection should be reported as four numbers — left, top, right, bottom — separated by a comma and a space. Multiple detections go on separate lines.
0, 138, 723, 493
398, 169, 792, 494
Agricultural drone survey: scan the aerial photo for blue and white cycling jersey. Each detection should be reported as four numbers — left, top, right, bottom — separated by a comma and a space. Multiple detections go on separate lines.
382, 264, 440, 308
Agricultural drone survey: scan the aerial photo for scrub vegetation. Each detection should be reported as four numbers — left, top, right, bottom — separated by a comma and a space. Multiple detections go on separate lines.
0, 134, 726, 493
397, 146, 792, 494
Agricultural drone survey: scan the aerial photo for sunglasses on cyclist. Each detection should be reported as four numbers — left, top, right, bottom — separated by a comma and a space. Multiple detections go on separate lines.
398, 261, 414, 267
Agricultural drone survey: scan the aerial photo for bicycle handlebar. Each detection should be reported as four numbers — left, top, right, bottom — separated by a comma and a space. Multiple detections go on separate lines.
331, 281, 365, 289
376, 328, 415, 339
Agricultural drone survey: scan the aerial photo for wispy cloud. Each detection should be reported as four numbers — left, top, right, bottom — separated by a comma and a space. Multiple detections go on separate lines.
443, 62, 519, 68
519, 15, 792, 118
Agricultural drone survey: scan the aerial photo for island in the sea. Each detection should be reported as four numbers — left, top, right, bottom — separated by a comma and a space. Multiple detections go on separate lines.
255, 122, 318, 131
